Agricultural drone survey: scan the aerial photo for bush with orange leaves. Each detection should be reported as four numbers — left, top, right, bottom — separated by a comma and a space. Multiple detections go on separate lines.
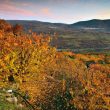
0, 19, 110, 110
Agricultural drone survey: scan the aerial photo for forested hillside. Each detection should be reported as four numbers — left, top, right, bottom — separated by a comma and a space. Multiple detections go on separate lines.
7, 20, 110, 53
0, 19, 110, 110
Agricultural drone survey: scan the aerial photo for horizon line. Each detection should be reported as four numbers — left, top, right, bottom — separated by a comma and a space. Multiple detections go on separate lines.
1, 18, 110, 24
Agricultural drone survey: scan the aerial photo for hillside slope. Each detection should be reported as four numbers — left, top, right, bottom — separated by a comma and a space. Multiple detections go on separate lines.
7, 19, 110, 53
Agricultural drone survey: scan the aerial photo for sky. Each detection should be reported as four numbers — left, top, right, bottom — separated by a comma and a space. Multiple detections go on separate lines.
0, 0, 110, 24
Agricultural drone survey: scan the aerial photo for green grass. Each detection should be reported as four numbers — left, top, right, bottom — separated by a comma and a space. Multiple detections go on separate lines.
0, 102, 17, 110
0, 89, 28, 110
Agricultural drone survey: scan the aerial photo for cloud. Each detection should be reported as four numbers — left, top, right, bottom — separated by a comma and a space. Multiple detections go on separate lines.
41, 8, 51, 16
0, 0, 110, 23
0, 1, 37, 17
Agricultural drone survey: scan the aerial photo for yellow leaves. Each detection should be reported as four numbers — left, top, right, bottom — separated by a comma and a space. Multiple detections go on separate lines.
62, 79, 66, 92
14, 43, 18, 46
75, 54, 105, 62
0, 20, 110, 110
4, 54, 10, 61
90, 64, 110, 74
0, 59, 5, 68
102, 96, 110, 106
0, 30, 4, 38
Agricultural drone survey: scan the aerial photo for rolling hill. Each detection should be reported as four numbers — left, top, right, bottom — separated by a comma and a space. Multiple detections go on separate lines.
70, 19, 110, 32
7, 19, 110, 33
7, 19, 110, 53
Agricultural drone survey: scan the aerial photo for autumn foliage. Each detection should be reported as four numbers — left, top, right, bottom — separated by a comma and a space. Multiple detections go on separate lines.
0, 19, 110, 110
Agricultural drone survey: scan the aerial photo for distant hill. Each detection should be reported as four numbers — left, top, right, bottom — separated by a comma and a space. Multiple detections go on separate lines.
7, 20, 69, 34
7, 19, 110, 33
70, 19, 110, 32
7, 19, 110, 53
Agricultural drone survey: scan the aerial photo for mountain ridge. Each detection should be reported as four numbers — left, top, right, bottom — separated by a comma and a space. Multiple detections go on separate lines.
70, 19, 110, 29
7, 19, 110, 33
5, 19, 110, 53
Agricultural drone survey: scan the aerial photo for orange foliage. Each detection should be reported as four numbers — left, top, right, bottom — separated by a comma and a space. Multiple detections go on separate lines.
0, 19, 110, 110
